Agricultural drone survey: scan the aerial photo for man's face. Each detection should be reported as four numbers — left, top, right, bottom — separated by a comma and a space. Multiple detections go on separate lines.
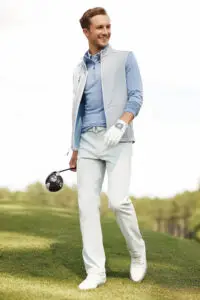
83, 14, 111, 49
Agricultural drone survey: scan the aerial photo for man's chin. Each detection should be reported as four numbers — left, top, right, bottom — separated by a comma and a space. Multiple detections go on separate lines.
97, 41, 109, 49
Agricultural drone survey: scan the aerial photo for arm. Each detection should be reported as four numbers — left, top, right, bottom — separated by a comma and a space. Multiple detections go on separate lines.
71, 68, 79, 152
119, 51, 143, 124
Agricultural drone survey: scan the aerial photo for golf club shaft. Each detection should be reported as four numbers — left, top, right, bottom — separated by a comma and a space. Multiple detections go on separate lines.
58, 167, 76, 173
57, 148, 76, 173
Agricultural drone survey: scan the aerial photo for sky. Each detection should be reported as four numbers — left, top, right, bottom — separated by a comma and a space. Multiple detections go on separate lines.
0, 0, 200, 198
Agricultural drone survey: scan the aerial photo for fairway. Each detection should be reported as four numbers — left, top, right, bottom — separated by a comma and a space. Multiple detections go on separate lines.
0, 202, 199, 300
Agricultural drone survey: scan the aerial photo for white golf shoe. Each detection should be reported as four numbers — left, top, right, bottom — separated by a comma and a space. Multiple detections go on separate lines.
78, 274, 106, 290
130, 255, 147, 282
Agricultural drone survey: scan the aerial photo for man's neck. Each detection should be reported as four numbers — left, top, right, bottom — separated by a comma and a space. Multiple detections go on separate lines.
88, 44, 108, 56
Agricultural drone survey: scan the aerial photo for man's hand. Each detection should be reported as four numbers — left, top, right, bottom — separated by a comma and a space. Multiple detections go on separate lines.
104, 119, 128, 147
69, 150, 78, 172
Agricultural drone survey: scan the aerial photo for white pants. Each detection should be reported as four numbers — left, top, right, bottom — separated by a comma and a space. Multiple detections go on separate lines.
77, 126, 146, 276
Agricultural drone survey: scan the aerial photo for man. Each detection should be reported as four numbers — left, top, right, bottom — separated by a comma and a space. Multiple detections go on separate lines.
69, 7, 147, 290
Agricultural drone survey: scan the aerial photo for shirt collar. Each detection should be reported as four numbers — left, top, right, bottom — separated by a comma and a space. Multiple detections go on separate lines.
83, 44, 109, 64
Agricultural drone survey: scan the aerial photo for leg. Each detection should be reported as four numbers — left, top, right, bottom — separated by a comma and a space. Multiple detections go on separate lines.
106, 143, 146, 258
76, 156, 106, 276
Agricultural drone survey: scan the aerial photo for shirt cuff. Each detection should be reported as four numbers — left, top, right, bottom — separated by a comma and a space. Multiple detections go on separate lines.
124, 102, 141, 117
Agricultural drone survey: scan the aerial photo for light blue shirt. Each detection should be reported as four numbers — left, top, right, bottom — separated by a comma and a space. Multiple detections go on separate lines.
81, 46, 143, 134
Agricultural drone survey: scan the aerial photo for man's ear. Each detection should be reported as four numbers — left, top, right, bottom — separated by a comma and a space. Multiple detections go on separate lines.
83, 28, 89, 38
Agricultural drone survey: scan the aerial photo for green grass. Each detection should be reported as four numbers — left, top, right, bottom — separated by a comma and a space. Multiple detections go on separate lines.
0, 202, 200, 300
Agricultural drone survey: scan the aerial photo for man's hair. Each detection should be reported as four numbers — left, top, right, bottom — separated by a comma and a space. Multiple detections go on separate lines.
79, 7, 108, 30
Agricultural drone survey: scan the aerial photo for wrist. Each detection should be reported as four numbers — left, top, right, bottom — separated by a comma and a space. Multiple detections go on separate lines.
114, 119, 128, 130
117, 119, 128, 125
115, 119, 128, 128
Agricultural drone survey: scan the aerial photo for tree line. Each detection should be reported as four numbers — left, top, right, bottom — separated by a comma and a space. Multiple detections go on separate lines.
0, 183, 200, 240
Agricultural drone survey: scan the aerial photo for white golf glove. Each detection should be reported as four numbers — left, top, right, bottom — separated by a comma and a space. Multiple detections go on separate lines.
104, 119, 128, 147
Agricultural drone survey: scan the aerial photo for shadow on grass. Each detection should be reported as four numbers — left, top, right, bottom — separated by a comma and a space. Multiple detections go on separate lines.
0, 205, 200, 289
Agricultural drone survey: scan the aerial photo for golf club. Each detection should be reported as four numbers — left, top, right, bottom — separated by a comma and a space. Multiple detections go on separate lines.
45, 148, 76, 192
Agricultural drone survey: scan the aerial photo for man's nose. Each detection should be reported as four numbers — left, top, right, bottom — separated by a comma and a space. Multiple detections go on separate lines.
102, 27, 109, 35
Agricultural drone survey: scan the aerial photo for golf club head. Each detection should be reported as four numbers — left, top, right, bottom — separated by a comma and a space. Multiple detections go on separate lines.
45, 171, 63, 192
